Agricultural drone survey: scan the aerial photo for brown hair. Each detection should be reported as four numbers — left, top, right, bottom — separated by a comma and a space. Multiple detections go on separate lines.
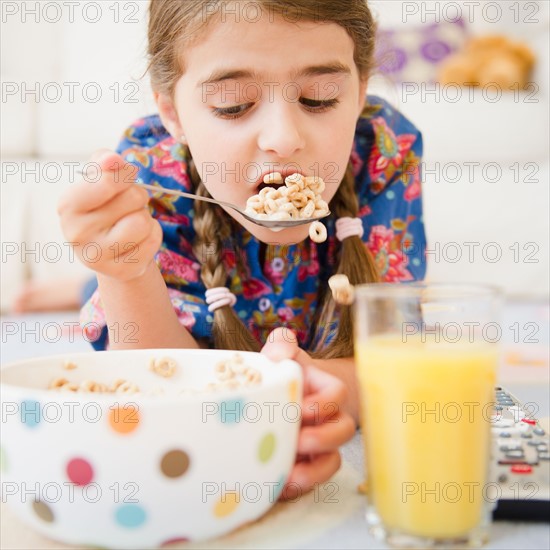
147, 0, 380, 357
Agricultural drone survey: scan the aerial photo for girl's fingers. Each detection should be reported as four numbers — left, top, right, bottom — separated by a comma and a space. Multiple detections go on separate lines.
301, 364, 347, 425
296, 412, 356, 455
261, 328, 349, 425
261, 327, 301, 362
84, 184, 150, 234
105, 209, 157, 248
58, 150, 139, 214
279, 451, 341, 501
62, 185, 150, 244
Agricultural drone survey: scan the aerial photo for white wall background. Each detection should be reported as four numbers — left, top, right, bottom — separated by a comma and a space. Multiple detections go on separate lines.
1, 0, 549, 310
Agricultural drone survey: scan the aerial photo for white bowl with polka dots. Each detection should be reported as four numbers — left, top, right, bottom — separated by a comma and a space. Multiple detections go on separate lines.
0, 349, 302, 549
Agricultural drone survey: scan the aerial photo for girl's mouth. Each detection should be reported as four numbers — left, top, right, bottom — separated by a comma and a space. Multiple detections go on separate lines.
254, 170, 305, 192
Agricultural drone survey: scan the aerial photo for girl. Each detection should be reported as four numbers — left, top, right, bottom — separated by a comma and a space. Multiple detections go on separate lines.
58, 0, 426, 499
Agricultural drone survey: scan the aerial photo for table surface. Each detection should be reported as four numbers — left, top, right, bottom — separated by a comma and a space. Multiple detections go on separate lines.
1, 302, 549, 549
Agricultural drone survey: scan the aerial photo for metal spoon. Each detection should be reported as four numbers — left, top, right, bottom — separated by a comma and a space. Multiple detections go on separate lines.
136, 182, 330, 229
77, 171, 330, 230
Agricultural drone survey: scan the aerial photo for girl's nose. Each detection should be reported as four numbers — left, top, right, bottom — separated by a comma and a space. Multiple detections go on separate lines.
257, 104, 305, 158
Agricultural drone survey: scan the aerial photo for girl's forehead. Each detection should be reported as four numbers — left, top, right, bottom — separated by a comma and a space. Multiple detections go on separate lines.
182, 14, 356, 80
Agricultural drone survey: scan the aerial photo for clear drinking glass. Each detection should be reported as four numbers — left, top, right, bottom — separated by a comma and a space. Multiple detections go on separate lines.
354, 283, 502, 548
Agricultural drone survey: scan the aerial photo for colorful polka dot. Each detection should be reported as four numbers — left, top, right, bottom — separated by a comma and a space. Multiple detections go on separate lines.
109, 405, 140, 434
32, 500, 54, 522
160, 450, 190, 478
20, 400, 41, 428
115, 504, 147, 528
288, 379, 299, 403
0, 447, 7, 473
412, 258, 421, 266
66, 457, 94, 486
214, 492, 239, 518
258, 433, 276, 463
385, 190, 395, 200
219, 399, 244, 424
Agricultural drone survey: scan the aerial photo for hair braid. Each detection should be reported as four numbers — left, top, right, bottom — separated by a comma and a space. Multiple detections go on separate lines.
311, 162, 380, 359
188, 157, 260, 351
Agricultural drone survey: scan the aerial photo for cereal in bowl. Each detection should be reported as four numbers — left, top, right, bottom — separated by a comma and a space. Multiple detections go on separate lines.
149, 356, 177, 378
47, 353, 261, 396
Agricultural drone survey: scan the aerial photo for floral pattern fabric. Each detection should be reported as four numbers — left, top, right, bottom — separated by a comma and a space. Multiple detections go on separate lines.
81, 96, 427, 351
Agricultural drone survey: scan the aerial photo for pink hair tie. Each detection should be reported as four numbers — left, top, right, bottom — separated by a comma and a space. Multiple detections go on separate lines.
335, 217, 364, 241
205, 287, 237, 312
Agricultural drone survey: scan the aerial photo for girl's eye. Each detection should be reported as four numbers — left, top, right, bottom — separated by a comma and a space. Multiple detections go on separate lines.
300, 97, 340, 112
211, 97, 340, 120
212, 103, 253, 119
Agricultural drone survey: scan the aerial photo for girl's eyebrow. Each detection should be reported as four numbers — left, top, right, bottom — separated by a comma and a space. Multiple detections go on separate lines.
198, 62, 351, 88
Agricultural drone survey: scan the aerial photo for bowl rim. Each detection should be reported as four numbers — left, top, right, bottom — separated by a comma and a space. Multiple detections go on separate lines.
0, 349, 302, 405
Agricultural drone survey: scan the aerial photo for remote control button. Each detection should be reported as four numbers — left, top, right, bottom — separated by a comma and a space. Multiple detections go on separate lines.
536, 444, 548, 450
494, 405, 504, 411
511, 465, 533, 474
505, 450, 525, 458
521, 433, 533, 438
494, 419, 515, 428
499, 432, 512, 438
521, 418, 537, 425
527, 440, 541, 446
500, 445, 523, 452
538, 452, 550, 460
533, 427, 546, 436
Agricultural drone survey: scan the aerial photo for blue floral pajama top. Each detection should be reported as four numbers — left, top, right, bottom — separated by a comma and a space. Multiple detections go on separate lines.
81, 96, 427, 351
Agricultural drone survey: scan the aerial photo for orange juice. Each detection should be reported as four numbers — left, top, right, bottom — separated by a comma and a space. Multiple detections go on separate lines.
356, 336, 497, 538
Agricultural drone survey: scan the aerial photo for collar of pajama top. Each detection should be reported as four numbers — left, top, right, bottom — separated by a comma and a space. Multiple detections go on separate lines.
81, 95, 427, 350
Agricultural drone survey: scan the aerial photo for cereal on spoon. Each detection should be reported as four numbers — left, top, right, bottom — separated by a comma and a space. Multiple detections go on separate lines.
245, 172, 329, 242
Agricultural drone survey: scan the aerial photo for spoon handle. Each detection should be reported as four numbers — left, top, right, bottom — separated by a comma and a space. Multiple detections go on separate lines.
136, 182, 231, 209
76, 168, 241, 213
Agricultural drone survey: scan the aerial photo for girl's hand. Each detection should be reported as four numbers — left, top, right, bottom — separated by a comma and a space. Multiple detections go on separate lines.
58, 149, 162, 281
261, 328, 356, 501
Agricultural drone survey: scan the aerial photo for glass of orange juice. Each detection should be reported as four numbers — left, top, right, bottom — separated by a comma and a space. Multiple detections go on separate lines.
354, 283, 501, 548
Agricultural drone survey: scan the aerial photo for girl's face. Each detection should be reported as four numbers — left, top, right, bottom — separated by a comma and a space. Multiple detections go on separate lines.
157, 11, 367, 245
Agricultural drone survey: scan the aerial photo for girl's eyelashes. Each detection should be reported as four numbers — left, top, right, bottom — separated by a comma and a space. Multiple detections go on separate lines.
211, 98, 340, 119
300, 97, 340, 112
212, 103, 253, 119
